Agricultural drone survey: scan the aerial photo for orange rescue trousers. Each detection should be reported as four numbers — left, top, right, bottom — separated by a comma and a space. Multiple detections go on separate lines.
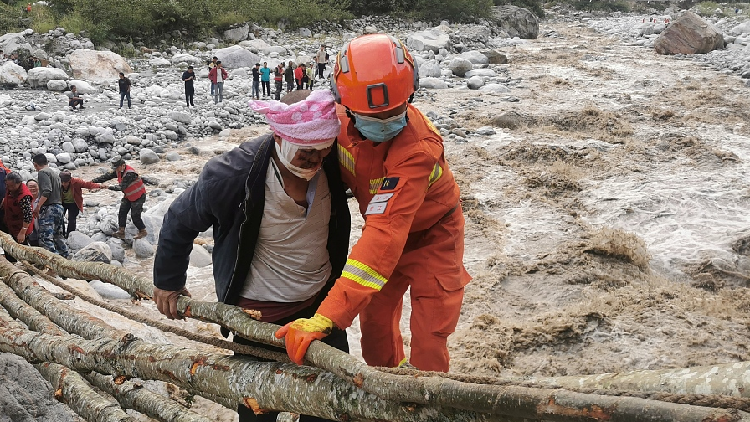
359, 206, 468, 372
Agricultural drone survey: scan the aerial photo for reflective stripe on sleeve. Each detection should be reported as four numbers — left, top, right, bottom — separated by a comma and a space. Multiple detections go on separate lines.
338, 144, 356, 177
341, 259, 388, 291
428, 162, 443, 187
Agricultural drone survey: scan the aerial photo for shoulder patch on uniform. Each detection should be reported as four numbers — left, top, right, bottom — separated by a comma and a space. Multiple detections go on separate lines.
380, 177, 400, 191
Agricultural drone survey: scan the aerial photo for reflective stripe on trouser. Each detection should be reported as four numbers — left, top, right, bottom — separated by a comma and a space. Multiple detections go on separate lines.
359, 209, 469, 372
38, 204, 69, 258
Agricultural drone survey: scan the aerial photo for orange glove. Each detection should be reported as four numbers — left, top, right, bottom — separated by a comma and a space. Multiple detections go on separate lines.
274, 313, 333, 365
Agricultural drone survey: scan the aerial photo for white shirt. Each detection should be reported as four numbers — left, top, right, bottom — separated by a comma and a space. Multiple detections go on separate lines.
216, 68, 223, 83
240, 160, 332, 302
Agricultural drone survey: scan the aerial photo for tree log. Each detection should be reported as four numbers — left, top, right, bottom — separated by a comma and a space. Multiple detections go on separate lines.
83, 371, 214, 422
544, 362, 750, 399
0, 307, 745, 422
34, 362, 135, 422
0, 275, 66, 336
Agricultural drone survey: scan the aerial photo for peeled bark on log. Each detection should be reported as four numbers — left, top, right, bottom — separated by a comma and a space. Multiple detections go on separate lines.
545, 362, 750, 399
0, 307, 745, 422
0, 276, 66, 336
0, 257, 123, 341
34, 362, 135, 422
83, 372, 214, 422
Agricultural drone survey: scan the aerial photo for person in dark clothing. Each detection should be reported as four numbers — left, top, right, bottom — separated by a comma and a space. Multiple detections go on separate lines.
26, 179, 40, 247
32, 154, 69, 258
118, 72, 132, 109
274, 62, 284, 100
284, 63, 294, 93
0, 158, 11, 233
182, 66, 195, 107
92, 159, 147, 239
250, 63, 260, 100
66, 85, 84, 110
152, 90, 349, 422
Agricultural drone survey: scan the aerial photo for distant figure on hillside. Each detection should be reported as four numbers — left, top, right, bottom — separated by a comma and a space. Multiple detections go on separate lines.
285, 62, 295, 93
25, 3, 31, 13
208, 56, 218, 96
92, 159, 148, 240
118, 72, 132, 109
208, 61, 228, 105
250, 63, 260, 100
182, 66, 195, 107
67, 85, 84, 110
260, 62, 271, 98
274, 62, 284, 100
315, 45, 328, 79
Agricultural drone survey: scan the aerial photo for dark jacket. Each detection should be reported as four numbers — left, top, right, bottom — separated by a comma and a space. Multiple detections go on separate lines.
153, 134, 351, 305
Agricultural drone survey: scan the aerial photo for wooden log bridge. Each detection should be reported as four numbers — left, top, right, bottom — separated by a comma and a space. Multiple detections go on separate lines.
0, 232, 749, 421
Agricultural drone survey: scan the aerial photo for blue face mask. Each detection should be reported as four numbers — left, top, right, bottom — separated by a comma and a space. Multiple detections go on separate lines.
353, 111, 408, 143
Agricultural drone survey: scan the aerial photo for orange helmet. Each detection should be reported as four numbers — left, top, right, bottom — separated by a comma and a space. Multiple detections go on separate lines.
331, 34, 419, 113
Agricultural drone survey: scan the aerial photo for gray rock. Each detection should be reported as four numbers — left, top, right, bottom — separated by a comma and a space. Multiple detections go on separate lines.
215, 45, 261, 70
189, 245, 213, 267
223, 24, 250, 42
67, 230, 93, 251
133, 238, 154, 258
46, 79, 68, 91
73, 241, 112, 263
34, 112, 51, 121
467, 75, 485, 89
730, 21, 750, 36
407, 29, 451, 53
465, 69, 497, 78
169, 111, 192, 124
139, 148, 160, 164
419, 77, 449, 89
0, 353, 79, 422
479, 83, 511, 93
365, 25, 378, 34
68, 79, 97, 94
459, 50, 489, 65
56, 152, 72, 164
418, 60, 442, 78
482, 49, 508, 64
62, 142, 75, 153
492, 5, 539, 39
27, 67, 69, 89
449, 58, 473, 77
107, 239, 126, 262
299, 28, 312, 37
475, 126, 497, 136
72, 138, 88, 153
170, 54, 203, 65
166, 151, 181, 161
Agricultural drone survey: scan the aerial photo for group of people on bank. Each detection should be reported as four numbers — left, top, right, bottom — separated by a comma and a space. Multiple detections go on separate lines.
1, 156, 149, 259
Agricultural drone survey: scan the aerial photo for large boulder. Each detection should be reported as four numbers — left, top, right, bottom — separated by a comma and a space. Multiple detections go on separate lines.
730, 20, 750, 36
418, 60, 442, 78
0, 31, 33, 56
223, 24, 250, 42
170, 54, 203, 65
139, 148, 160, 165
419, 77, 449, 89
654, 12, 724, 55
67, 49, 132, 82
407, 29, 451, 53
215, 45, 260, 69
492, 5, 539, 39
448, 58, 473, 77
0, 62, 27, 87
73, 241, 112, 264
67, 79, 97, 94
239, 39, 270, 52
190, 245, 212, 268
458, 50, 489, 65
133, 238, 154, 258
47, 80, 68, 91
27, 67, 69, 89
67, 231, 93, 251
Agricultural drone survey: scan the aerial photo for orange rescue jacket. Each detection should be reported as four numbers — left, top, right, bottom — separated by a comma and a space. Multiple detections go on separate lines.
317, 104, 469, 328
117, 165, 146, 201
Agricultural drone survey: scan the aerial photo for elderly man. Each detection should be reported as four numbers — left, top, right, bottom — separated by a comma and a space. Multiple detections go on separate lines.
153, 90, 350, 422
32, 154, 69, 258
2, 172, 33, 245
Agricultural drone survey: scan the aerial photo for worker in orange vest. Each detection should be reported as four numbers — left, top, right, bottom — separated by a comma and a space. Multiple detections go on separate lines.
276, 34, 471, 372
92, 158, 148, 239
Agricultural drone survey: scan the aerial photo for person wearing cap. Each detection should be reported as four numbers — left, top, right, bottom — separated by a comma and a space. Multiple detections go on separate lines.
2, 172, 34, 246
32, 154, 69, 258
275, 34, 471, 373
208, 61, 228, 105
250, 63, 261, 100
182, 66, 195, 107
92, 159, 148, 239
152, 90, 350, 422
59, 171, 107, 237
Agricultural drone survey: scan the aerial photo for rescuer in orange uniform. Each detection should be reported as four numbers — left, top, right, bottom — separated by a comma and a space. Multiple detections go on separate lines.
276, 34, 471, 372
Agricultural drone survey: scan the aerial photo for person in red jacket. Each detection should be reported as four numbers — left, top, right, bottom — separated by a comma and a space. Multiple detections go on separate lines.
294, 63, 304, 90
92, 159, 148, 240
276, 34, 471, 372
59, 171, 106, 237
2, 172, 34, 245
208, 61, 228, 105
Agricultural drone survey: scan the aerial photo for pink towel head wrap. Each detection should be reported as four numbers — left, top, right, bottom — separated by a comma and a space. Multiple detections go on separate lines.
248, 90, 340, 146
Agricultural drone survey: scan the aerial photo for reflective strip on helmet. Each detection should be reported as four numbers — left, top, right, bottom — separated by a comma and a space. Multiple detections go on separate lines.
428, 162, 443, 187
369, 177, 384, 194
338, 144, 356, 176
342, 259, 388, 291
